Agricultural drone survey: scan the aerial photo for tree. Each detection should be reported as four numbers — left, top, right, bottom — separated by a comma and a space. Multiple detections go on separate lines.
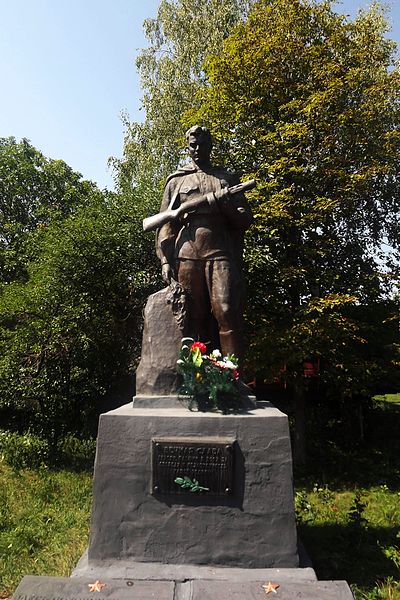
0, 137, 95, 285
0, 140, 159, 440
0, 188, 158, 442
186, 0, 400, 461
112, 0, 255, 194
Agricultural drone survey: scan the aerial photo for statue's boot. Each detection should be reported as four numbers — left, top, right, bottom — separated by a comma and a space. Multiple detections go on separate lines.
219, 329, 242, 362
219, 330, 256, 405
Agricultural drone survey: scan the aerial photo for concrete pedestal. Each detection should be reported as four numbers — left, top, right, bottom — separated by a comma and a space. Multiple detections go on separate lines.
88, 401, 298, 568
14, 572, 356, 600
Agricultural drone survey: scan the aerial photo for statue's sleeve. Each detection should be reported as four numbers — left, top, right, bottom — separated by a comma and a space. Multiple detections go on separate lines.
156, 178, 180, 266
220, 172, 253, 230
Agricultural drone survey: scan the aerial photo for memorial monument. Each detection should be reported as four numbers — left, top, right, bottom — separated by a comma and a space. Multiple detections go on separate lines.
85, 126, 299, 567
12, 126, 354, 599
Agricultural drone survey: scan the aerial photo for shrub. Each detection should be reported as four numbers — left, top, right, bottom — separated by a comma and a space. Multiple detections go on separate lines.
0, 430, 49, 469
0, 430, 96, 470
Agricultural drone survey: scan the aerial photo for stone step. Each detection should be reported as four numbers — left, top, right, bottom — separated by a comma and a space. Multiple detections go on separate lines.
71, 551, 317, 581
12, 574, 355, 600
12, 575, 173, 600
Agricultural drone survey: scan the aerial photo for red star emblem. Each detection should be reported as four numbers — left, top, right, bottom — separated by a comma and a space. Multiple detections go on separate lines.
262, 581, 280, 594
88, 580, 106, 593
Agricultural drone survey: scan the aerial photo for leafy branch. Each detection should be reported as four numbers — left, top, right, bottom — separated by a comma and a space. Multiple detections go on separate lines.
174, 476, 209, 493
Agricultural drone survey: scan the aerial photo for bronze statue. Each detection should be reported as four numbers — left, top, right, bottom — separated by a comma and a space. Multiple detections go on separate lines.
155, 125, 253, 364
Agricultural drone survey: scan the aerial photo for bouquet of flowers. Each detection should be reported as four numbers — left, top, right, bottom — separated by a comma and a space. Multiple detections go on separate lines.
177, 338, 241, 412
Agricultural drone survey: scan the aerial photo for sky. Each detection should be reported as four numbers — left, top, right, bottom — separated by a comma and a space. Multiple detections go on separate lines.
0, 0, 399, 191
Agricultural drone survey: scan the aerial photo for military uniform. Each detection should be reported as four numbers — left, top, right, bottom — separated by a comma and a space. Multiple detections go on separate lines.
157, 162, 252, 359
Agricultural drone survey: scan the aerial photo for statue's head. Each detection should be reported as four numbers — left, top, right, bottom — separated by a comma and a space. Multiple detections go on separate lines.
185, 125, 213, 167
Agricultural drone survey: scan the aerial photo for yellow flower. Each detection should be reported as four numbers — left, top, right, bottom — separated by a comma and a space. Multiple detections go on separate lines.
195, 372, 202, 382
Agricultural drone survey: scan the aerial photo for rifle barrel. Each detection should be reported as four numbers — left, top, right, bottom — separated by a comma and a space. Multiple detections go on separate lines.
143, 178, 256, 232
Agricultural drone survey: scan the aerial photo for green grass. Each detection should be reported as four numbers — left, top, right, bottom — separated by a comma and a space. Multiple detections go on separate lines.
0, 464, 92, 598
296, 486, 400, 598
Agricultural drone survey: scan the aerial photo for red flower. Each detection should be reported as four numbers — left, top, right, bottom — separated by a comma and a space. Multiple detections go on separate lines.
191, 341, 207, 354
233, 370, 239, 380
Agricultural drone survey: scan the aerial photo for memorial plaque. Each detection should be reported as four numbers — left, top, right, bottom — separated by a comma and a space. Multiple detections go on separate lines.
152, 437, 235, 496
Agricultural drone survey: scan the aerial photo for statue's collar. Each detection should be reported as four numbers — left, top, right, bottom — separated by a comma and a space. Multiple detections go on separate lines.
166, 161, 214, 182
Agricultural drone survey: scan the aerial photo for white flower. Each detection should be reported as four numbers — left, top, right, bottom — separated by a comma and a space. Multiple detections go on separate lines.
210, 349, 222, 358
177, 359, 184, 365
224, 360, 237, 369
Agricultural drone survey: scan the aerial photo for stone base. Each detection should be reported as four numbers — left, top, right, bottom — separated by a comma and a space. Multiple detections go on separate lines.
133, 394, 187, 408
73, 549, 315, 580
133, 393, 257, 409
87, 401, 298, 568
13, 572, 355, 599
12, 575, 174, 600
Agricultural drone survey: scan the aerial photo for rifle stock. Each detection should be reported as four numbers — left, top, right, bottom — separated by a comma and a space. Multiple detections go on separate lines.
143, 179, 256, 232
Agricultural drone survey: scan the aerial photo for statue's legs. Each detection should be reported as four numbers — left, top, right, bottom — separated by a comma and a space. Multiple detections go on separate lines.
177, 259, 212, 344
177, 258, 245, 361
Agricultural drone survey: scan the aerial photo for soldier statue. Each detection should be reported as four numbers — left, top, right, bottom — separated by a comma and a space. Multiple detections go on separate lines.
155, 125, 253, 364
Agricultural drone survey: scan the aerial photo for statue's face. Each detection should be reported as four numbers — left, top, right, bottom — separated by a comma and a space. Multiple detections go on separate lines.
188, 134, 212, 166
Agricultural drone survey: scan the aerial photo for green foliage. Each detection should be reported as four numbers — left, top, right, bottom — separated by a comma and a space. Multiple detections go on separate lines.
0, 137, 95, 285
381, 531, 400, 572
374, 394, 400, 407
186, 0, 399, 401
0, 430, 50, 470
0, 430, 96, 470
295, 490, 314, 523
56, 434, 97, 471
0, 144, 159, 439
296, 482, 400, 599
174, 475, 210, 492
354, 578, 400, 600
113, 0, 255, 195
348, 491, 369, 529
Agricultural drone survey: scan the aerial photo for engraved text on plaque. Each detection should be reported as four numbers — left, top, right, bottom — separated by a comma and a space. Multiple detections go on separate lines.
152, 437, 234, 496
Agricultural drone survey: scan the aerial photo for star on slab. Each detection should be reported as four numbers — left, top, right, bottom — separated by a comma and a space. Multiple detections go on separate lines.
262, 581, 280, 594
88, 580, 106, 593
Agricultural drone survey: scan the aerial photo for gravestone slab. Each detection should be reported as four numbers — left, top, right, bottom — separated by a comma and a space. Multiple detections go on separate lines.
11, 576, 174, 600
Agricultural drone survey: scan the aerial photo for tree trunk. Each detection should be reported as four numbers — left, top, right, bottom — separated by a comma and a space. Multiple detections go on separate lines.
293, 385, 306, 465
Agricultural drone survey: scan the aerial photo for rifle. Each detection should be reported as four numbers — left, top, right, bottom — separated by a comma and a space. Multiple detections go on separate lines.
143, 179, 256, 232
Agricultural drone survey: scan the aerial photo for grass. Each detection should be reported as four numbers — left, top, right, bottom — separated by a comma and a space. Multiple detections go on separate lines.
296, 486, 400, 598
0, 394, 399, 599
0, 464, 92, 598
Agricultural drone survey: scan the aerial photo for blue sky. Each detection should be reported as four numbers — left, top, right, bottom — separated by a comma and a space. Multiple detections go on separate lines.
0, 0, 398, 190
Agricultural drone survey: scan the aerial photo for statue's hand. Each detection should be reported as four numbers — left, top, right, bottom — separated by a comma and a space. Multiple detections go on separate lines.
215, 186, 231, 204
162, 263, 174, 285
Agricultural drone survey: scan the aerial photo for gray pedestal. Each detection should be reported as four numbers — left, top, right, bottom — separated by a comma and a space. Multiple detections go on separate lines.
88, 401, 298, 568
